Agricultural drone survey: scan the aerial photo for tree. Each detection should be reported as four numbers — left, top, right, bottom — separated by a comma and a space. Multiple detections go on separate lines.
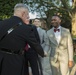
0, 0, 22, 20
24, 0, 76, 37
71, 0, 76, 37
58, 0, 76, 37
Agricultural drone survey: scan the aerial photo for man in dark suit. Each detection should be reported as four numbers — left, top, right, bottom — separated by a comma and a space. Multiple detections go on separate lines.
0, 3, 44, 75
24, 24, 42, 75
23, 18, 42, 75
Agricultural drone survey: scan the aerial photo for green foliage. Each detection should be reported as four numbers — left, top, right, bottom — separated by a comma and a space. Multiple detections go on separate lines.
24, 0, 72, 29
0, 0, 73, 30
73, 55, 76, 63
0, 0, 22, 20
73, 35, 76, 38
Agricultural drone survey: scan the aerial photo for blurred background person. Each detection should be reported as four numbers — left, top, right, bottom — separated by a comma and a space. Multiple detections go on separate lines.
24, 18, 43, 75
33, 18, 52, 75
40, 19, 48, 30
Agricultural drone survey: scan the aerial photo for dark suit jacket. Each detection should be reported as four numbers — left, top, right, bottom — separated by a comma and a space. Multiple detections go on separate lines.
31, 25, 40, 43
0, 16, 44, 57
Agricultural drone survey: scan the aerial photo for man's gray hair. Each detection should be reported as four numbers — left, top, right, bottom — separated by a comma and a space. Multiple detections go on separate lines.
14, 3, 28, 11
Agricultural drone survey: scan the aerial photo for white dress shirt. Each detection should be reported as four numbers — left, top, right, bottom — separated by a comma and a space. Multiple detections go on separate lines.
37, 27, 40, 31
53, 26, 61, 44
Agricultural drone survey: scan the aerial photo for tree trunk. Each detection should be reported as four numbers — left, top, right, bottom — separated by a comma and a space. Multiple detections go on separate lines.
72, 0, 76, 37
72, 13, 76, 37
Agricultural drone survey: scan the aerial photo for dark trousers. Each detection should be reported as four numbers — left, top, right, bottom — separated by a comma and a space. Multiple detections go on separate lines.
24, 48, 41, 75
0, 51, 24, 75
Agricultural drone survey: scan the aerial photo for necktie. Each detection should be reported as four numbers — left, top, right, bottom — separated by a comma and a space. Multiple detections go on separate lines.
54, 28, 60, 32
24, 43, 29, 51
